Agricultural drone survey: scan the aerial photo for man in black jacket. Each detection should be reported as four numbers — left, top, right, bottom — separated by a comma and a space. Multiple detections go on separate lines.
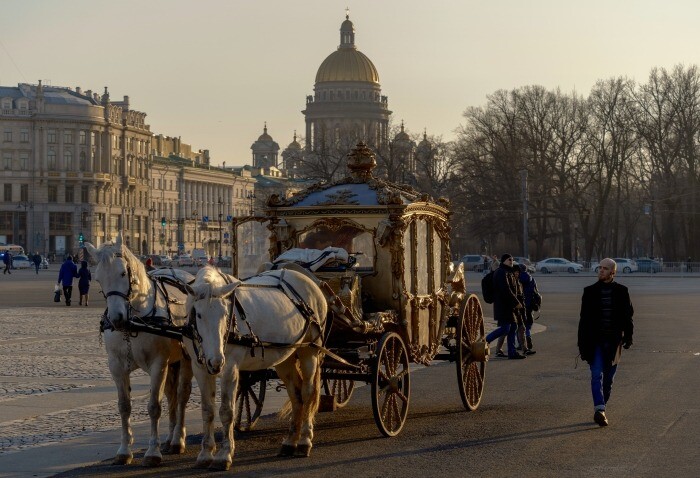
578, 258, 634, 426
486, 254, 526, 359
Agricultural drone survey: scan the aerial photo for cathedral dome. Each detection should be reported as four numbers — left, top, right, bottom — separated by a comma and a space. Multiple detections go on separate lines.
314, 14, 380, 84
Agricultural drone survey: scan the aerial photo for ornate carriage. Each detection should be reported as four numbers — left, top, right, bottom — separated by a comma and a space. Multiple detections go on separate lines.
230, 142, 488, 436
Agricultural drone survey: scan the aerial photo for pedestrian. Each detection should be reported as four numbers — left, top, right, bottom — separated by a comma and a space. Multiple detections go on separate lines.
494, 265, 527, 357
518, 263, 537, 355
3, 251, 12, 274
145, 257, 156, 272
578, 258, 634, 427
33, 252, 41, 274
485, 254, 526, 360
77, 260, 92, 306
57, 255, 79, 306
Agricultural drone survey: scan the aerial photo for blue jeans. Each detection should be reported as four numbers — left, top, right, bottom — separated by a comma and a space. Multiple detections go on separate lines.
589, 344, 618, 411
487, 323, 517, 357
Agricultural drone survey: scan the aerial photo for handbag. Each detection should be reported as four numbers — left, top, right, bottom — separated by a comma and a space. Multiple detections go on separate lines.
54, 284, 61, 303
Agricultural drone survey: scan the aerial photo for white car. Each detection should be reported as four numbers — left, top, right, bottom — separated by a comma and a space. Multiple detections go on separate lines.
592, 258, 638, 274
536, 257, 583, 274
12, 255, 32, 269
174, 254, 195, 267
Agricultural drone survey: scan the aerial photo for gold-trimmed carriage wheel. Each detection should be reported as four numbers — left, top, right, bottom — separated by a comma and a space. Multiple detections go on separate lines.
456, 294, 487, 411
371, 332, 410, 437
234, 371, 267, 432
322, 369, 355, 407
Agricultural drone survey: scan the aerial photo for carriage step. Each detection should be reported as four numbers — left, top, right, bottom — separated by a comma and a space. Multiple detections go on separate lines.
319, 394, 339, 412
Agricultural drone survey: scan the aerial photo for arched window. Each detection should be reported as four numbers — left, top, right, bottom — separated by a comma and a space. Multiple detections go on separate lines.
47, 149, 56, 170
64, 150, 73, 170
79, 151, 87, 170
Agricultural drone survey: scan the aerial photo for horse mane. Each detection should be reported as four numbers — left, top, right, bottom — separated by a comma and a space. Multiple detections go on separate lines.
96, 241, 151, 300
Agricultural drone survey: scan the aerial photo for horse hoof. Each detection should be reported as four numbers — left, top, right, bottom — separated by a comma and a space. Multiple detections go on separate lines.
194, 459, 212, 469
113, 454, 132, 465
209, 460, 232, 471
277, 444, 296, 457
295, 444, 312, 457
142, 455, 162, 467
169, 443, 186, 455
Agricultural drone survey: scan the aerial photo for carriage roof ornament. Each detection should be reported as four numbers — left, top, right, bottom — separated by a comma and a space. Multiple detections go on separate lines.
347, 142, 376, 182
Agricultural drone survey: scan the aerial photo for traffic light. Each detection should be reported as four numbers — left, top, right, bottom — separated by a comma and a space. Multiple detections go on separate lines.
78, 232, 84, 244
161, 217, 166, 227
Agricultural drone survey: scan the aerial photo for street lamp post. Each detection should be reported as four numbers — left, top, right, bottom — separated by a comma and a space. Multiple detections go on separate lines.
17, 201, 33, 251
218, 197, 223, 262
192, 210, 198, 250
148, 206, 156, 254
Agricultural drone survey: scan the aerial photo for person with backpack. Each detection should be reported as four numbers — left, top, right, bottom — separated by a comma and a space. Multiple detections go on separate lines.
484, 254, 527, 359
518, 263, 538, 355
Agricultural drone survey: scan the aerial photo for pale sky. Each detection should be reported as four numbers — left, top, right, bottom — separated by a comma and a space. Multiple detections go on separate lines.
1, 0, 698, 166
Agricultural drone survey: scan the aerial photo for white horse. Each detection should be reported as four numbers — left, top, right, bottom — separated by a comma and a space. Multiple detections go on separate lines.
84, 236, 194, 466
184, 266, 328, 470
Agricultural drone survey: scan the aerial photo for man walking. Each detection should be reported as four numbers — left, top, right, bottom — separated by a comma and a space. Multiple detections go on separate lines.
57, 255, 79, 306
578, 258, 634, 426
485, 254, 526, 360
33, 253, 41, 274
2, 251, 11, 274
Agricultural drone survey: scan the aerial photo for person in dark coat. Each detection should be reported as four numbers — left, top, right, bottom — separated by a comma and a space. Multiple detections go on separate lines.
3, 251, 11, 274
57, 256, 79, 306
485, 254, 526, 359
33, 253, 42, 274
77, 260, 92, 306
578, 258, 634, 427
518, 263, 537, 354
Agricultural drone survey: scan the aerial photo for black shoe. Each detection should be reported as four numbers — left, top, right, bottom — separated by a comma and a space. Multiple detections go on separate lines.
525, 350, 537, 355
516, 345, 523, 351
496, 350, 506, 357
508, 353, 527, 360
594, 410, 608, 427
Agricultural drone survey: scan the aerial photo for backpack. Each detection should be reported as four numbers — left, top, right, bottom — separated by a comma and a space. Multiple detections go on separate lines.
532, 279, 542, 311
481, 270, 495, 304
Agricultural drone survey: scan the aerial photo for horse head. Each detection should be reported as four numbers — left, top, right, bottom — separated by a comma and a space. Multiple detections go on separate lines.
187, 267, 240, 375
88, 238, 148, 330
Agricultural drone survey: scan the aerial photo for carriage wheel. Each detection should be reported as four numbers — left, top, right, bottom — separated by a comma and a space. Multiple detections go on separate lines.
371, 332, 410, 437
322, 369, 355, 407
234, 371, 267, 431
456, 294, 487, 411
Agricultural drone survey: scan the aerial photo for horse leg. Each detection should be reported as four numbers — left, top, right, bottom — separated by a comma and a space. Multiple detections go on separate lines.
162, 361, 178, 454
275, 356, 304, 457
170, 354, 193, 454
193, 367, 217, 468
142, 365, 167, 467
295, 349, 321, 457
110, 368, 134, 465
211, 365, 238, 471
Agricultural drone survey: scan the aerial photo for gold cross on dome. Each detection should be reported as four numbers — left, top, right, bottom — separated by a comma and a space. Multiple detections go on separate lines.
345, 7, 350, 19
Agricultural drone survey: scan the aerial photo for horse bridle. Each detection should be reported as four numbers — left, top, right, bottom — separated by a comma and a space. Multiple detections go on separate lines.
101, 252, 139, 324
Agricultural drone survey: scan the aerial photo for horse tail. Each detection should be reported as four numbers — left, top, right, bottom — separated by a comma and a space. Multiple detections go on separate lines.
278, 399, 293, 420
306, 353, 322, 423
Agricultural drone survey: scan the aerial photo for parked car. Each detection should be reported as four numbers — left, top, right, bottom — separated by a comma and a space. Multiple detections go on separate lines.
591, 258, 638, 273
12, 254, 32, 269
217, 256, 232, 268
458, 254, 487, 272
192, 248, 209, 266
174, 254, 195, 267
635, 258, 662, 273
513, 257, 536, 273
536, 257, 583, 274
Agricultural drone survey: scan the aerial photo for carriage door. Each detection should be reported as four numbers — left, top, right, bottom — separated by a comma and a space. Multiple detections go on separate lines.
231, 218, 271, 278
403, 216, 441, 364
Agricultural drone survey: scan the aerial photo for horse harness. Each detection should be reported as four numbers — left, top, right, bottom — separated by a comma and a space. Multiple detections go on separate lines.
186, 269, 323, 366
100, 252, 192, 341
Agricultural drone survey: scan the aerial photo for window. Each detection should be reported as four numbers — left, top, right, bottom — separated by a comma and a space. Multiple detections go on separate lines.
20, 129, 29, 143
79, 151, 86, 170
48, 185, 57, 202
64, 150, 73, 170
64, 130, 73, 144
47, 129, 57, 143
47, 149, 56, 170
3, 152, 11, 169
79, 130, 87, 145
4, 130, 11, 142
81, 186, 89, 203
65, 186, 74, 203
4, 184, 12, 201
20, 184, 28, 202
19, 152, 28, 170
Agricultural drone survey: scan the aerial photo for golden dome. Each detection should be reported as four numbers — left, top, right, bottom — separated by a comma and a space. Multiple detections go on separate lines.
315, 48, 379, 84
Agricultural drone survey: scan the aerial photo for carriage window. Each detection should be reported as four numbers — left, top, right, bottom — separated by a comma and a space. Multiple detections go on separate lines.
299, 225, 374, 268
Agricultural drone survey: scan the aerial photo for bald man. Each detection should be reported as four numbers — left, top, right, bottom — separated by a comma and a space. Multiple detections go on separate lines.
578, 258, 634, 426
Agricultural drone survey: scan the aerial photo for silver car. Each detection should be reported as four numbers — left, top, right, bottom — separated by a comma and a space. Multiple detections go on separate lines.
535, 257, 583, 274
